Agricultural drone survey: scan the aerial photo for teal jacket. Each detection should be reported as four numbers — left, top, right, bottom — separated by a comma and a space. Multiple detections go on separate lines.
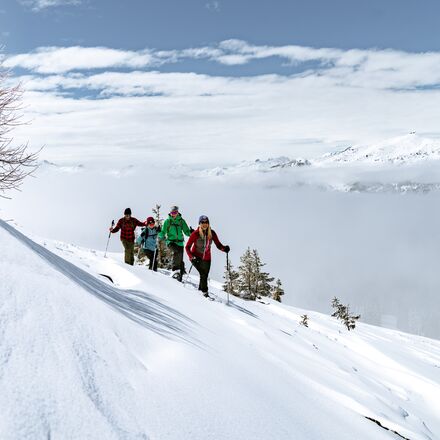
158, 214, 191, 247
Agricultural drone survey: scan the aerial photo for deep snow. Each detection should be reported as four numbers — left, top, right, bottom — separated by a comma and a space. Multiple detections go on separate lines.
0, 218, 439, 439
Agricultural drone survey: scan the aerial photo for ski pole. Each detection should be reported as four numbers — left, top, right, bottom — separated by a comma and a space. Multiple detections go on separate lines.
104, 220, 115, 258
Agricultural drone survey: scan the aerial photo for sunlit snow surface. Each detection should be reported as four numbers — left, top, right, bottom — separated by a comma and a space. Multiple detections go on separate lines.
0, 219, 439, 439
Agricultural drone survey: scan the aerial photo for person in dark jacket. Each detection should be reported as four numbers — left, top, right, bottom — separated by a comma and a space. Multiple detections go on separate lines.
158, 205, 192, 281
185, 215, 230, 296
137, 216, 161, 271
110, 208, 145, 265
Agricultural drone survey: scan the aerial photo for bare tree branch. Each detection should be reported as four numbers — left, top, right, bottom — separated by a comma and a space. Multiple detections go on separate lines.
0, 64, 39, 199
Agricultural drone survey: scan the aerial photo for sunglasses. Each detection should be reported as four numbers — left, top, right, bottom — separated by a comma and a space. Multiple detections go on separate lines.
148, 221, 155, 225
170, 211, 178, 215
200, 221, 209, 224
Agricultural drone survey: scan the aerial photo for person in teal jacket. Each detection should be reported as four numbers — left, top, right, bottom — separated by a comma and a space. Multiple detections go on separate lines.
158, 205, 192, 281
136, 217, 161, 271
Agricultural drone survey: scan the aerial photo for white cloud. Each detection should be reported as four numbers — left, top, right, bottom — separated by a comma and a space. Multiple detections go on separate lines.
5, 46, 155, 74
205, 1, 220, 12
7, 40, 440, 93
18, 0, 81, 11
6, 40, 440, 167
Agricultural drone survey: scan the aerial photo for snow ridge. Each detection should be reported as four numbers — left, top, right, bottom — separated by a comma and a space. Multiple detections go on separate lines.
1, 219, 439, 439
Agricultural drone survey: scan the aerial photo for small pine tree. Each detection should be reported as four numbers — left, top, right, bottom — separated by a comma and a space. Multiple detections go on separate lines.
234, 248, 285, 301
223, 261, 240, 296
331, 296, 360, 331
271, 278, 284, 302
237, 247, 256, 300
152, 204, 171, 269
252, 249, 274, 298
300, 314, 309, 327
343, 305, 360, 331
331, 297, 344, 318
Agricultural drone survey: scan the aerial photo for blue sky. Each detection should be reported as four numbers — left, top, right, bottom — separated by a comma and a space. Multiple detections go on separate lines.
2, 0, 440, 166
2, 0, 440, 55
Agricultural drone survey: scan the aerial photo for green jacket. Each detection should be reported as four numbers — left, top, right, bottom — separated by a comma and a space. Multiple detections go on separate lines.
158, 214, 191, 247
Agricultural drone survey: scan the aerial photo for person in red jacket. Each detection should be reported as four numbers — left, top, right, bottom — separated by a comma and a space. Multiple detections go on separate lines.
185, 215, 230, 297
110, 208, 145, 265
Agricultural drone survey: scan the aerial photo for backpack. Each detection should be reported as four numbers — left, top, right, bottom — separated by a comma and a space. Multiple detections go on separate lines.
140, 225, 161, 246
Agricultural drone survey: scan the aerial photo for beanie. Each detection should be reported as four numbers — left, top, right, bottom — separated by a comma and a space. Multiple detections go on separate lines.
199, 215, 209, 224
124, 208, 132, 216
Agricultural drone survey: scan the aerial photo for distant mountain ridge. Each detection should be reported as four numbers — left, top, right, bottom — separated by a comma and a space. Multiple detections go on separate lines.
197, 134, 440, 177
318, 134, 440, 165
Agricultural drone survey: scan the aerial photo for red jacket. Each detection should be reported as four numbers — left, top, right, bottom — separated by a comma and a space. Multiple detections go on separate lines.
186, 228, 225, 261
112, 217, 145, 242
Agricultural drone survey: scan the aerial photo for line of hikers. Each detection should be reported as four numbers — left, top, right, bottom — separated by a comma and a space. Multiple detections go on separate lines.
109, 206, 230, 296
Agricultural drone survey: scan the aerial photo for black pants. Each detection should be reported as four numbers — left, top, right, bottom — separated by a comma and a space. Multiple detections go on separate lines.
193, 260, 211, 293
168, 243, 185, 276
143, 248, 158, 271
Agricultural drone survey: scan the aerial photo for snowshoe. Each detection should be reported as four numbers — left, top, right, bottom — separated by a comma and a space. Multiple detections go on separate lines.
172, 272, 183, 282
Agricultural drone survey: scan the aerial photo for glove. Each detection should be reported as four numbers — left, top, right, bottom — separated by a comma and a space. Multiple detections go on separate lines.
190, 227, 195, 233
224, 245, 230, 253
191, 256, 201, 264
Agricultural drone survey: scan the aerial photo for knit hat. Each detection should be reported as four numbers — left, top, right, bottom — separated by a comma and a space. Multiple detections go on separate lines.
124, 207, 132, 216
146, 216, 154, 224
170, 205, 179, 213
199, 215, 209, 224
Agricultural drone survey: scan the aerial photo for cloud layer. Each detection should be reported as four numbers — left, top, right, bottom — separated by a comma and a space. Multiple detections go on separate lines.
18, 0, 81, 12
7, 39, 440, 91
4, 40, 440, 165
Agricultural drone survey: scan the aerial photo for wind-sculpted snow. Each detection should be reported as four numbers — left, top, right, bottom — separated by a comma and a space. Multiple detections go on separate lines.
0, 219, 196, 342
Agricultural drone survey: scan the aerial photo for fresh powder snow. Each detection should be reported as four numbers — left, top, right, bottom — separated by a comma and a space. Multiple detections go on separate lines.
0, 219, 439, 439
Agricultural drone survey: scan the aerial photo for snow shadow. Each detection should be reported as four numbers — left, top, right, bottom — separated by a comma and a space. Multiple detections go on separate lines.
227, 301, 259, 318
185, 278, 259, 318
0, 220, 198, 344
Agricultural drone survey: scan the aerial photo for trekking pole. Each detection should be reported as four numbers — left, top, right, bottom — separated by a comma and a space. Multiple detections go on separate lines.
104, 220, 115, 258
226, 252, 231, 305
183, 264, 193, 287
152, 237, 159, 271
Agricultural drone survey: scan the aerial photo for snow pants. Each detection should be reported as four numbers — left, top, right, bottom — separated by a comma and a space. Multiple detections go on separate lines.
168, 242, 186, 276
122, 240, 135, 265
193, 260, 211, 293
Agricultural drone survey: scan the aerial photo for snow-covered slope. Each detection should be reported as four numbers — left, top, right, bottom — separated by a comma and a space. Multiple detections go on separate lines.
318, 134, 440, 166
1, 219, 439, 440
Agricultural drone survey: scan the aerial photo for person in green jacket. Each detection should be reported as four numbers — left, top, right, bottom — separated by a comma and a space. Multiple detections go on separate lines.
158, 205, 192, 281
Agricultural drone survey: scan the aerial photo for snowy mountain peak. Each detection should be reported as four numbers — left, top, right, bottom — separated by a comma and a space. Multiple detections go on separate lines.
319, 133, 440, 165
